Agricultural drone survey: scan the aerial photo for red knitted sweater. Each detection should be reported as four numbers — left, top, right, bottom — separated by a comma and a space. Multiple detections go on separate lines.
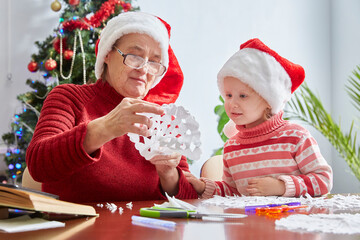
26, 79, 198, 203
201, 112, 333, 198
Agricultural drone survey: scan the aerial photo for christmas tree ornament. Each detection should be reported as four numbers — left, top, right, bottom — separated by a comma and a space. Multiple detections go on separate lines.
59, 30, 86, 84
128, 104, 202, 160
45, 58, 57, 71
122, 2, 132, 12
69, 0, 80, 6
27, 61, 38, 72
51, 0, 62, 12
63, 49, 74, 60
62, 0, 128, 31
53, 37, 67, 54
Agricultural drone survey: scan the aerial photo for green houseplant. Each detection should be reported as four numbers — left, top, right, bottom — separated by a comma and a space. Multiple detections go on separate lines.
286, 66, 360, 182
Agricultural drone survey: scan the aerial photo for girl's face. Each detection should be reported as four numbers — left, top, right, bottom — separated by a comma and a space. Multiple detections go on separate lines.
104, 33, 162, 99
223, 76, 270, 128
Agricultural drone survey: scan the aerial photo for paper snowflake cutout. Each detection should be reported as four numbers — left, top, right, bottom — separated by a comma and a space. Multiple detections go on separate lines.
128, 104, 201, 160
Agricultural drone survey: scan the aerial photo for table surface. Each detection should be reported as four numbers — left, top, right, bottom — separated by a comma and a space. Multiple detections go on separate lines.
1, 198, 360, 240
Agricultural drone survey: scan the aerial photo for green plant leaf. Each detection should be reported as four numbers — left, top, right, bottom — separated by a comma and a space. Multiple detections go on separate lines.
288, 77, 360, 182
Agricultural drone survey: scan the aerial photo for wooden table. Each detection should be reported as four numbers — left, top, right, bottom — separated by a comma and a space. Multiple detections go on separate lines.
1, 199, 359, 240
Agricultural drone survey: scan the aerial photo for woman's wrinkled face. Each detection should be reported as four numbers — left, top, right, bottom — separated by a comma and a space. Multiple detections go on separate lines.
104, 33, 162, 99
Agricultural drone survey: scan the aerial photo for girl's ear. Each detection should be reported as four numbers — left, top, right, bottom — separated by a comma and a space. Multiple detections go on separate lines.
265, 107, 272, 119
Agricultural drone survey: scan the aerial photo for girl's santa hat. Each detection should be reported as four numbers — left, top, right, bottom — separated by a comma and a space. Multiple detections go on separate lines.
218, 38, 305, 138
95, 12, 183, 105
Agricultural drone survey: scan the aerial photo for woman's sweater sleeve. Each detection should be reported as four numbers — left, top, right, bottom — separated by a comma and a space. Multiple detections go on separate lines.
173, 156, 199, 199
26, 85, 101, 183
278, 132, 333, 197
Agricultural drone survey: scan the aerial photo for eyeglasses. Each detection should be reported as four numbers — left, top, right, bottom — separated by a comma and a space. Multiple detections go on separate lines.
114, 47, 166, 77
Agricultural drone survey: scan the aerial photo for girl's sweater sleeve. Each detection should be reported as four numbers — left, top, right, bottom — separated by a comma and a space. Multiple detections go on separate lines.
278, 132, 333, 197
26, 85, 101, 183
200, 156, 240, 198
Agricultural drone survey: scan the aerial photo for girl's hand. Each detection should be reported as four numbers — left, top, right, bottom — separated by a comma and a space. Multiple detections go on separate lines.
183, 171, 206, 195
246, 177, 285, 196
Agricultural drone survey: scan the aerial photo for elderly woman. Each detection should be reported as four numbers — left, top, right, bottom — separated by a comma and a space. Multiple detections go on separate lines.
26, 12, 198, 203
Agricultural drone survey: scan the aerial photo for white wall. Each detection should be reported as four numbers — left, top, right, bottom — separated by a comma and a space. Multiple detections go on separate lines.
0, 0, 359, 193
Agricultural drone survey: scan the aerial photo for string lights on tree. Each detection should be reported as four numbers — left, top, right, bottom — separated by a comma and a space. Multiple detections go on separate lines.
3, 0, 138, 183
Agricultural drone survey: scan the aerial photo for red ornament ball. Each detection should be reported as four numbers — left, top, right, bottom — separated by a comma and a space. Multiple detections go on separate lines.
27, 61, 38, 72
53, 37, 67, 54
45, 58, 57, 71
124, 3, 132, 11
63, 49, 74, 60
69, 0, 80, 6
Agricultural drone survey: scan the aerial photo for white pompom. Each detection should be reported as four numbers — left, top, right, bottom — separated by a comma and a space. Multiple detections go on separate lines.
223, 120, 238, 138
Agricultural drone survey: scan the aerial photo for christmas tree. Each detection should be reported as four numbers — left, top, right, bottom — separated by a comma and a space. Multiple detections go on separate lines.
1, 0, 139, 184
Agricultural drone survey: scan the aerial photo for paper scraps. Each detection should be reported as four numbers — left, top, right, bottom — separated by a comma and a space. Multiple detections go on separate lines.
105, 203, 118, 213
201, 194, 360, 234
126, 202, 133, 210
98, 202, 133, 215
128, 103, 201, 160
275, 213, 360, 234
154, 192, 197, 211
201, 194, 360, 212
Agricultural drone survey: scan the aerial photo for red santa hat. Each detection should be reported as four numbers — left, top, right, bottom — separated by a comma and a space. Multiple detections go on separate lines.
95, 12, 183, 105
218, 38, 305, 138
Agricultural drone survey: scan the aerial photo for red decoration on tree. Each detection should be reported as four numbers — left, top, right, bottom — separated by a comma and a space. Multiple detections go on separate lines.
61, 0, 132, 32
68, 0, 80, 6
123, 2, 132, 12
53, 37, 67, 54
27, 61, 39, 72
63, 49, 74, 60
45, 58, 57, 71
62, 20, 89, 31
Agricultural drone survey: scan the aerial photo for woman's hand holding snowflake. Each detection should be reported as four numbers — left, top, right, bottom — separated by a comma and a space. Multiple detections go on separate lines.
149, 153, 182, 196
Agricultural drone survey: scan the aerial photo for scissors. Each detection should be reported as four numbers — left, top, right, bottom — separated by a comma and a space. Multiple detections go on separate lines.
140, 207, 247, 219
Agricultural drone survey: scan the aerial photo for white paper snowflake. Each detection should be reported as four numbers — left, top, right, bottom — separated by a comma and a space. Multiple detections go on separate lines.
126, 202, 133, 210
201, 194, 360, 212
128, 104, 202, 160
275, 213, 360, 234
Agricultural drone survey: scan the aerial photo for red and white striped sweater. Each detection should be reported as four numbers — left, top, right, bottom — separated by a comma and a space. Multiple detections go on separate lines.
202, 112, 333, 198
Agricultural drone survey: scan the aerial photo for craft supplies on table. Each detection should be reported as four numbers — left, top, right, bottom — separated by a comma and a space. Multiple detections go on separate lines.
244, 202, 301, 213
139, 206, 247, 219
131, 215, 176, 231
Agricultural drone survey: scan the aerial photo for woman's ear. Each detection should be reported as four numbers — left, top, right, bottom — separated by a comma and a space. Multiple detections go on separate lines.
104, 52, 110, 64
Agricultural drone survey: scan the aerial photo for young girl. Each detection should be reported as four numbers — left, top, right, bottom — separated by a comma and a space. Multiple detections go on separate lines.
185, 38, 333, 198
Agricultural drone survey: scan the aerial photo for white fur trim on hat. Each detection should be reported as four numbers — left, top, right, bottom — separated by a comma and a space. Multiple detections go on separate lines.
95, 12, 169, 87
217, 48, 292, 114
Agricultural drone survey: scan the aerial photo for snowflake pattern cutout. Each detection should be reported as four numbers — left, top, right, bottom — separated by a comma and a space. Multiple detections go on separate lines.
128, 104, 201, 160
